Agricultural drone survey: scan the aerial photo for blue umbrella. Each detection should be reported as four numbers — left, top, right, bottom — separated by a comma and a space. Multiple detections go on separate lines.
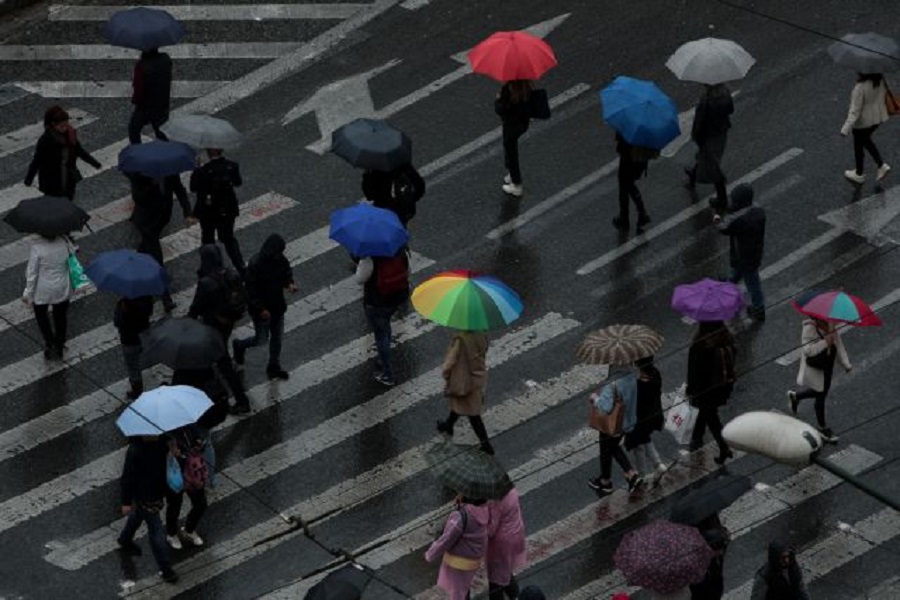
102, 7, 186, 51
118, 141, 196, 178
600, 76, 680, 149
85, 249, 167, 298
329, 204, 409, 257
116, 385, 213, 437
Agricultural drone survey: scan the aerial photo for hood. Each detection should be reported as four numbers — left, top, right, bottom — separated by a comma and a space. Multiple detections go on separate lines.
767, 540, 789, 569
197, 243, 224, 278
518, 586, 546, 600
730, 183, 754, 211
259, 233, 286, 259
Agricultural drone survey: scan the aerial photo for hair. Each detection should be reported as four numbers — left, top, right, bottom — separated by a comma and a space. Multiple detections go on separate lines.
858, 72, 883, 87
43, 105, 69, 128
207, 148, 223, 157
506, 79, 534, 104
633, 355, 655, 370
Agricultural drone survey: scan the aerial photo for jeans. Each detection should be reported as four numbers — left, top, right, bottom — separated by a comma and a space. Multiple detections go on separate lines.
34, 301, 69, 352
128, 109, 169, 144
200, 218, 245, 272
165, 488, 207, 535
118, 504, 171, 570
795, 361, 834, 428
233, 312, 284, 367
852, 125, 884, 174
122, 343, 143, 384
364, 303, 399, 378
599, 433, 633, 480
502, 123, 527, 184
728, 266, 765, 313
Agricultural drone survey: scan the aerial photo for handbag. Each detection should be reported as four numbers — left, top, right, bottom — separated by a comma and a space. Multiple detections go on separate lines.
885, 80, 900, 116
166, 452, 184, 493
588, 383, 625, 436
67, 252, 89, 290
528, 88, 552, 120
805, 347, 832, 370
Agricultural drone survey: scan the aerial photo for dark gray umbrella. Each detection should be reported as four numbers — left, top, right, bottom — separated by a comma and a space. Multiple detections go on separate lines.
304, 564, 372, 600
670, 474, 752, 526
140, 318, 226, 369
102, 7, 186, 51
828, 32, 900, 74
4, 196, 90, 237
331, 118, 411, 172
425, 441, 513, 500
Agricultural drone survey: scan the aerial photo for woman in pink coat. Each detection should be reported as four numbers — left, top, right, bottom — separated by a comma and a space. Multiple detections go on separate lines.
425, 496, 490, 600
487, 487, 527, 600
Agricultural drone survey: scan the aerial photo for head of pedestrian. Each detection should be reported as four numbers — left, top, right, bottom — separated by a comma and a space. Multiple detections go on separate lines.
43, 105, 70, 133
518, 585, 546, 600
206, 148, 224, 159
729, 183, 754, 212
141, 47, 160, 59
633, 355, 654, 371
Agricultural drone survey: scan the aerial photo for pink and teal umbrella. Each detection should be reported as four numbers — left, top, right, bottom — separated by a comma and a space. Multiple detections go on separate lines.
792, 289, 881, 326
411, 270, 523, 331
671, 278, 744, 322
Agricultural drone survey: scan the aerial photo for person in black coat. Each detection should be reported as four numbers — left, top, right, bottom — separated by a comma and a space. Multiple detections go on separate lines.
613, 132, 652, 233
129, 48, 172, 143
129, 173, 177, 312
190, 149, 245, 275
114, 295, 154, 400
750, 541, 811, 600
495, 80, 533, 197
715, 183, 766, 322
685, 84, 734, 212
25, 105, 101, 200
625, 355, 667, 483
687, 321, 736, 464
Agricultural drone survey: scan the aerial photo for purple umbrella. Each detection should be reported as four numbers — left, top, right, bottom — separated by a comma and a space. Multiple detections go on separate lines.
671, 278, 744, 322
614, 520, 714, 593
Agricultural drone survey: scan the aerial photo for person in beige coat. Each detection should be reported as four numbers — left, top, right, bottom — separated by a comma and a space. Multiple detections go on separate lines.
787, 318, 851, 444
436, 331, 494, 454
840, 72, 891, 184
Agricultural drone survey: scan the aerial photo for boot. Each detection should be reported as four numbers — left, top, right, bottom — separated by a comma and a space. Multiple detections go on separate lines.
126, 380, 143, 401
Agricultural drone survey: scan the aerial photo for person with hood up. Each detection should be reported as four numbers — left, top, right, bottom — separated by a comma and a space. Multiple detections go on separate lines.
588, 368, 644, 496
437, 331, 494, 455
25, 105, 101, 200
232, 234, 297, 380
687, 321, 736, 464
486, 486, 527, 600
689, 515, 729, 599
685, 84, 734, 213
425, 495, 490, 600
625, 356, 668, 484
714, 183, 767, 322
840, 72, 890, 185
750, 541, 811, 600
129, 48, 173, 143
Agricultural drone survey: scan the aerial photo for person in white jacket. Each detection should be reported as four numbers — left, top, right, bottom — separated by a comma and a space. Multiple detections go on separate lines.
840, 72, 891, 184
22, 235, 72, 359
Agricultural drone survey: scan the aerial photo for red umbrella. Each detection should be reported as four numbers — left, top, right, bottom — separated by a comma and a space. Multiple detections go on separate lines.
614, 520, 713, 593
467, 31, 557, 81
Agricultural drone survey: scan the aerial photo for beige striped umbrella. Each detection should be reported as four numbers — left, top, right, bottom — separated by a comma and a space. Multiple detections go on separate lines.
576, 324, 664, 365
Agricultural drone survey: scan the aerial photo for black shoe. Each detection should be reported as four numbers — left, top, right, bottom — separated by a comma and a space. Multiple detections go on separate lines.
160, 567, 179, 583
266, 365, 289, 380
787, 390, 799, 415
636, 213, 651, 228
162, 300, 176, 314
117, 540, 142, 556
479, 441, 495, 455
588, 477, 613, 495
612, 216, 630, 231
436, 420, 454, 436
627, 474, 644, 494
747, 307, 766, 322
818, 426, 839, 444
229, 404, 251, 415
714, 449, 734, 465
688, 439, 703, 452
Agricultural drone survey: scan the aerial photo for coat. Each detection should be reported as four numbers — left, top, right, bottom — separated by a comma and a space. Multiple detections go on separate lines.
486, 488, 527, 586
425, 503, 490, 600
796, 319, 851, 392
245, 234, 294, 317
624, 366, 664, 449
692, 85, 733, 184
132, 50, 172, 117
23, 236, 72, 306
190, 157, 242, 221
442, 331, 489, 416
717, 190, 766, 270
25, 128, 100, 198
120, 437, 168, 507
841, 79, 889, 134
495, 82, 531, 134
686, 333, 736, 409
750, 541, 811, 600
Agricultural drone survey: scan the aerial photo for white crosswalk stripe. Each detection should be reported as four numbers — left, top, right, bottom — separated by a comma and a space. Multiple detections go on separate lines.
48, 4, 368, 21
11, 81, 226, 98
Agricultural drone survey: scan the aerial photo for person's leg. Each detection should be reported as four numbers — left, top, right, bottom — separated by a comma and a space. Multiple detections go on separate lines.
128, 110, 147, 144
860, 125, 884, 167
365, 304, 394, 380
468, 415, 493, 453
852, 128, 866, 175
122, 343, 144, 398
165, 489, 184, 536
183, 490, 207, 534
52, 300, 69, 352
439, 410, 460, 435
217, 219, 245, 274
199, 219, 216, 246
143, 509, 173, 572
117, 508, 143, 545
814, 366, 834, 428
503, 127, 522, 185
704, 407, 729, 453
503, 575, 519, 599
713, 179, 728, 214
630, 178, 649, 225
489, 583, 506, 600
616, 158, 631, 223
611, 440, 635, 474
33, 304, 55, 351
646, 440, 664, 467
267, 312, 284, 369
599, 434, 614, 482
743, 268, 765, 316
218, 354, 250, 411
690, 407, 708, 449
631, 444, 648, 475
232, 314, 265, 365
150, 114, 169, 141
794, 387, 819, 401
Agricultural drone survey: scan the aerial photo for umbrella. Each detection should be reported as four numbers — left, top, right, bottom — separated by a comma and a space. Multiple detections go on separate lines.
614, 520, 714, 593
161, 114, 243, 150
425, 441, 514, 500
85, 249, 167, 298
671, 278, 744, 322
118, 141, 196, 178
329, 203, 408, 257
666, 37, 756, 85
140, 318, 226, 369
304, 564, 373, 600
411, 270, 523, 331
331, 118, 411, 172
576, 324, 664, 366
116, 385, 213, 436
102, 7, 186, 51
600, 76, 680, 149
3, 196, 90, 238
670, 474, 752, 525
792, 289, 882, 326
467, 31, 557, 81
828, 32, 900, 74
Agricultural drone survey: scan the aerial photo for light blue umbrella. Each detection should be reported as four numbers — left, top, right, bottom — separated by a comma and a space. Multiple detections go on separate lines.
118, 141, 196, 178
116, 385, 213, 437
600, 76, 680, 149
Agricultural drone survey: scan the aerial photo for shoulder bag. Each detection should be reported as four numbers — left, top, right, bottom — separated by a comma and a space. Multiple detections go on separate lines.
588, 383, 625, 436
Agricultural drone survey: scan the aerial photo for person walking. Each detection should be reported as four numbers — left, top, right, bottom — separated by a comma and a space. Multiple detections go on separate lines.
190, 148, 245, 275
425, 495, 490, 600
841, 72, 891, 184
232, 234, 296, 380
687, 321, 736, 464
685, 84, 733, 212
713, 183, 767, 322
22, 234, 73, 360
612, 132, 652, 233
495, 79, 533, 197
114, 295, 154, 400
129, 173, 176, 312
690, 516, 729, 600
129, 48, 172, 143
786, 317, 851, 444
587, 368, 644, 496
749, 541, 811, 600
24, 105, 101, 200
486, 486, 526, 600
624, 356, 667, 485
436, 330, 494, 455
165, 425, 210, 550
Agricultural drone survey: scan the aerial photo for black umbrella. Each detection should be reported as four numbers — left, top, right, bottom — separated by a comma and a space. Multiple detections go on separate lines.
102, 7, 186, 51
331, 118, 411, 172
305, 564, 373, 600
4, 196, 90, 238
140, 318, 226, 369
670, 474, 752, 526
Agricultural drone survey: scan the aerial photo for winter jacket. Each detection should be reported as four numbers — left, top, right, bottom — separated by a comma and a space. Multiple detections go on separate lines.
25, 128, 100, 198
114, 296, 154, 346
692, 85, 733, 143
245, 234, 294, 317
425, 503, 490, 600
594, 370, 639, 434
495, 82, 531, 133
442, 331, 489, 416
686, 328, 736, 409
23, 236, 72, 306
357, 251, 410, 307
796, 319, 851, 392
361, 169, 394, 206
130, 174, 167, 238
120, 437, 168, 507
486, 488, 527, 586
717, 185, 766, 270
190, 157, 242, 221
132, 50, 172, 117
750, 541, 811, 600
188, 244, 233, 327
841, 79, 889, 134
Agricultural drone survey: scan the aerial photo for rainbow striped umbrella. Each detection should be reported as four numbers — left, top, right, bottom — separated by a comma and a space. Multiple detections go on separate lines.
792, 289, 882, 326
411, 270, 523, 331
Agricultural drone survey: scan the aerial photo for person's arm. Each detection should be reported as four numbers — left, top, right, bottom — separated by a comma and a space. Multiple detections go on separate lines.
22, 245, 40, 302
801, 323, 828, 358
691, 97, 707, 142
424, 511, 464, 563
841, 84, 864, 135
354, 257, 373, 285
75, 141, 101, 169
834, 329, 852, 371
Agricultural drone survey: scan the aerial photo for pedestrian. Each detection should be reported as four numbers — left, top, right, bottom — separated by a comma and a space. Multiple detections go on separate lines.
425, 494, 490, 600
232, 234, 297, 381
116, 434, 178, 583
749, 541, 811, 600
690, 515, 729, 600
520, 586, 547, 600
22, 234, 73, 360
786, 317, 851, 444
612, 132, 652, 233
624, 356, 668, 485
685, 84, 733, 213
190, 148, 246, 275
687, 321, 736, 464
587, 369, 644, 496
713, 183, 767, 322
165, 425, 210, 550
388, 162, 426, 227
129, 48, 172, 143
354, 247, 410, 386
436, 330, 494, 455
129, 173, 176, 312
841, 72, 891, 184
495, 79, 533, 197
24, 105, 101, 200
486, 486, 526, 600
114, 295, 154, 400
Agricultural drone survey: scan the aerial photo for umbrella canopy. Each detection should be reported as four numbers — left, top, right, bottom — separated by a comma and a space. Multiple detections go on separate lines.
576, 324, 664, 366
670, 474, 752, 525
666, 37, 756, 85
600, 76, 680, 149
614, 520, 714, 593
467, 31, 557, 81
329, 203, 408, 257
304, 565, 373, 600
3, 196, 90, 238
426, 442, 514, 500
101, 7, 186, 51
118, 140, 196, 178
331, 118, 411, 172
85, 249, 167, 298
161, 114, 242, 150
671, 278, 745, 322
412, 270, 523, 331
140, 318, 226, 369
792, 289, 881, 326
116, 385, 213, 436
828, 32, 900, 74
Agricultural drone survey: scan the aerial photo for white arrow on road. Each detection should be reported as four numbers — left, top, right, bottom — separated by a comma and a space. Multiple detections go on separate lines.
817, 183, 900, 246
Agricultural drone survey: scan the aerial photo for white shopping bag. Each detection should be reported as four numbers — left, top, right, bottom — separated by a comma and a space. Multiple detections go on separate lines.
663, 383, 698, 445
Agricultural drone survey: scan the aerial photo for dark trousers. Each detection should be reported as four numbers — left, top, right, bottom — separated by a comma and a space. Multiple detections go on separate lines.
728, 266, 765, 313
502, 123, 527, 184
599, 432, 633, 480
233, 312, 285, 367
34, 301, 69, 351
129, 109, 169, 144
444, 411, 490, 444
617, 157, 648, 221
137, 230, 174, 309
165, 488, 207, 535
210, 320, 251, 408
200, 218, 245, 273
489, 576, 519, 600
691, 405, 728, 452
795, 363, 834, 427
852, 125, 884, 174
118, 504, 170, 570
364, 303, 399, 379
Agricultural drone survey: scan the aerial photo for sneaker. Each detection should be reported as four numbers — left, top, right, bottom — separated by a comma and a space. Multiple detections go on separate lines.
818, 426, 839, 444
166, 534, 183, 550
266, 365, 289, 380
229, 404, 251, 415
844, 169, 865, 184
160, 567, 179, 583
181, 528, 204, 546
588, 477, 614, 495
627, 474, 644, 494
374, 372, 396, 387
611, 216, 630, 231
877, 163, 892, 181
787, 390, 798, 415
501, 182, 523, 197
503, 173, 512, 185
117, 540, 142, 556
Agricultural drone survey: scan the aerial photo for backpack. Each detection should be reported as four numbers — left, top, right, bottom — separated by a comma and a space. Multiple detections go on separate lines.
392, 168, 423, 222
630, 145, 661, 163
182, 448, 210, 492
215, 268, 247, 322
375, 255, 410, 302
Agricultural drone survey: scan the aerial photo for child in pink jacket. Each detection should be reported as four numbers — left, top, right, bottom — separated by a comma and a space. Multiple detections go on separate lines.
487, 487, 527, 599
425, 496, 490, 600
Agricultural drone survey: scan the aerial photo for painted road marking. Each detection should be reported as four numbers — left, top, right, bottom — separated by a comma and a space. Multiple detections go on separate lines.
818, 184, 900, 247
12, 81, 225, 98
0, 109, 95, 158
0, 43, 302, 61
48, 4, 366, 21
400, 0, 431, 9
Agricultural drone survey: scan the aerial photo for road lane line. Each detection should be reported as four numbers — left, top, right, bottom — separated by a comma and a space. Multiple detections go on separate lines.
758, 228, 845, 281
13, 81, 226, 98
0, 109, 95, 158
0, 43, 302, 61
48, 4, 366, 20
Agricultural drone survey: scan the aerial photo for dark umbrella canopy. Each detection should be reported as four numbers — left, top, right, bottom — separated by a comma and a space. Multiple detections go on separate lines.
425, 442, 513, 500
102, 7, 186, 51
828, 32, 900, 74
670, 474, 752, 526
86, 249, 167, 299
331, 118, 412, 172
118, 141, 196, 178
304, 565, 372, 600
140, 318, 226, 369
4, 196, 90, 237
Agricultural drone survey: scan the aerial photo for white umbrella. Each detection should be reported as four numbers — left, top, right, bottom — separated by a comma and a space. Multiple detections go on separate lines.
161, 114, 243, 150
828, 32, 900, 74
666, 37, 756, 85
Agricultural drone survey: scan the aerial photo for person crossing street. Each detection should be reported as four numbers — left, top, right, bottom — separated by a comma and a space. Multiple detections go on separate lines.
190, 149, 246, 276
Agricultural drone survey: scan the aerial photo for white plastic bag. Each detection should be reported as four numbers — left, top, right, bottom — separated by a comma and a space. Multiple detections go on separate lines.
663, 383, 698, 445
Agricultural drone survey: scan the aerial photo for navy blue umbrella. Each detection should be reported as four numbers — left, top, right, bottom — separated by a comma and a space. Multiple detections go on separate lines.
118, 141, 195, 178
85, 249, 167, 298
331, 118, 411, 172
329, 204, 408, 257
102, 7, 186, 51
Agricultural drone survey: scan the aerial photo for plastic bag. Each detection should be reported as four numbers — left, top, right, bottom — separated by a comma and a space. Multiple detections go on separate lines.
67, 253, 89, 290
663, 383, 698, 445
